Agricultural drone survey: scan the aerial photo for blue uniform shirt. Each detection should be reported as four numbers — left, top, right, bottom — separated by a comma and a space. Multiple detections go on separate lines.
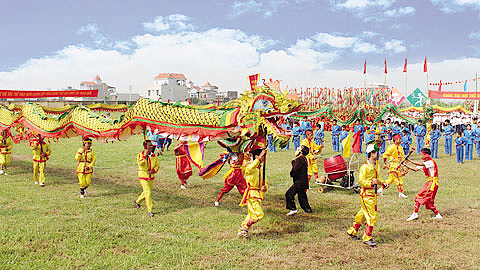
463, 130, 474, 144
443, 125, 455, 137
431, 130, 441, 141
455, 137, 466, 148
414, 125, 426, 137
292, 126, 301, 136
332, 125, 341, 137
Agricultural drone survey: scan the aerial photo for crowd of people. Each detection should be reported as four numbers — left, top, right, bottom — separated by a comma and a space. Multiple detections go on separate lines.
0, 112, 454, 247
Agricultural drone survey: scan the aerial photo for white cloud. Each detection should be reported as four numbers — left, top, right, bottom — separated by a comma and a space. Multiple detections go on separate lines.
384, 39, 406, 53
3, 15, 479, 97
353, 42, 380, 53
469, 31, 480, 40
384, 6, 416, 17
336, 0, 396, 9
143, 14, 195, 32
313, 33, 357, 48
431, 0, 480, 13
230, 0, 263, 18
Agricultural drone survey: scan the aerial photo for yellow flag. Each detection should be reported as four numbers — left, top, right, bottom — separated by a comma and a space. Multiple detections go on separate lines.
342, 133, 353, 158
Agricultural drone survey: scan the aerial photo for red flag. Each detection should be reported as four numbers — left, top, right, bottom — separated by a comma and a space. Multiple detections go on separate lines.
217, 99, 220, 106
403, 57, 407, 72
188, 98, 191, 105
363, 59, 366, 74
248, 74, 259, 91
384, 58, 387, 74
438, 80, 442, 91
424, 57, 427, 72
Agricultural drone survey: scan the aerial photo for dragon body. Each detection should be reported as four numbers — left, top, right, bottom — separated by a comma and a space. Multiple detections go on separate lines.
0, 86, 302, 149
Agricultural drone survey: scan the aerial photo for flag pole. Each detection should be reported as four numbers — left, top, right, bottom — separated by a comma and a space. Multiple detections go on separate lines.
475, 72, 478, 114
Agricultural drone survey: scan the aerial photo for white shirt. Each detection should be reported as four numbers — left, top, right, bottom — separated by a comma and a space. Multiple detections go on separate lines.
416, 160, 434, 177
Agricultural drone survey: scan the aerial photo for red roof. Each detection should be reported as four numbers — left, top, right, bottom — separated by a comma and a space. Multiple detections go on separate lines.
154, 73, 186, 80
193, 86, 201, 90
93, 74, 102, 81
203, 82, 212, 87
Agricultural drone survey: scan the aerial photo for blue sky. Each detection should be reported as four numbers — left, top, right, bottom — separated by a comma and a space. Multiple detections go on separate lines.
1, 0, 480, 95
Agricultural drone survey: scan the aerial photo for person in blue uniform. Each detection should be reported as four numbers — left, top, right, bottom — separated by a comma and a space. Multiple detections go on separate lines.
392, 121, 402, 137
379, 121, 388, 154
314, 124, 325, 146
364, 126, 376, 157
340, 125, 349, 156
300, 117, 312, 140
267, 133, 276, 152
282, 120, 292, 150
414, 120, 426, 154
430, 124, 441, 159
455, 131, 466, 163
401, 129, 412, 155
385, 118, 393, 142
331, 119, 341, 152
401, 122, 411, 137
463, 124, 474, 160
353, 119, 365, 153
443, 120, 455, 156
292, 122, 301, 150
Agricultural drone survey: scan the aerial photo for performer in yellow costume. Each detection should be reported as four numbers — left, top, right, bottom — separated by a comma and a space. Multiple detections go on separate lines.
238, 148, 268, 238
347, 144, 385, 247
383, 134, 407, 198
301, 129, 324, 185
0, 130, 13, 175
75, 138, 96, 198
134, 140, 160, 217
30, 134, 51, 187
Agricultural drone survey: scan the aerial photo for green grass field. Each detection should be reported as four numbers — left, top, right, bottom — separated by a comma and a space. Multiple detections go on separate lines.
1, 134, 479, 270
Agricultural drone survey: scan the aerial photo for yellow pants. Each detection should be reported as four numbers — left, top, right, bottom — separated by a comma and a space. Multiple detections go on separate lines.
242, 198, 264, 228
0, 154, 11, 167
307, 158, 318, 176
78, 173, 92, 189
386, 166, 404, 193
33, 161, 46, 184
136, 179, 154, 212
347, 196, 377, 241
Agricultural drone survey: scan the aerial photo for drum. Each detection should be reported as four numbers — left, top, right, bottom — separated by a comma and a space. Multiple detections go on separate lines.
323, 155, 347, 181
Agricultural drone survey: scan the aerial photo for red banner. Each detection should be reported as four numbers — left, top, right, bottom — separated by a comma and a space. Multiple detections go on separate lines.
248, 74, 259, 91
428, 90, 480, 100
0, 89, 98, 99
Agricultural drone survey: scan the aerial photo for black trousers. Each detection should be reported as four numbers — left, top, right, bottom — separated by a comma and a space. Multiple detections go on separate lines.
285, 184, 312, 212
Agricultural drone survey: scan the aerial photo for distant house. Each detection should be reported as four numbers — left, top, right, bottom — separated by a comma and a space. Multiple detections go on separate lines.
146, 73, 188, 102
77, 74, 117, 102
199, 82, 218, 103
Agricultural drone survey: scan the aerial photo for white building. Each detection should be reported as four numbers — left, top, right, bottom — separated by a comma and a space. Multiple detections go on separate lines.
77, 74, 117, 102
146, 73, 188, 102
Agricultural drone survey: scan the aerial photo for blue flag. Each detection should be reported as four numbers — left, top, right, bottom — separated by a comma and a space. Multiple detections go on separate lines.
464, 80, 467, 92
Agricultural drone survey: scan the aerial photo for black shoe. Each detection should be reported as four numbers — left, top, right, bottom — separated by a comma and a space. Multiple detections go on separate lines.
304, 209, 313, 214
133, 201, 141, 208
363, 239, 377, 247
347, 233, 359, 241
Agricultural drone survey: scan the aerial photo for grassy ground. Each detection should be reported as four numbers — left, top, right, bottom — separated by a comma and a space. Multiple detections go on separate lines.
0, 134, 479, 270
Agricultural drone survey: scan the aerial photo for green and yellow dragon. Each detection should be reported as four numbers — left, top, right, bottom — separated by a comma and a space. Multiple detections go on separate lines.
0, 85, 303, 150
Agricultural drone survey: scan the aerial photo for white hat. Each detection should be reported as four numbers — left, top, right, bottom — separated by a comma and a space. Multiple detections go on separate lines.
366, 144, 376, 154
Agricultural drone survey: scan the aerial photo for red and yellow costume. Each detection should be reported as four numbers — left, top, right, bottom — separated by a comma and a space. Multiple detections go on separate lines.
0, 134, 13, 171
174, 143, 192, 185
239, 158, 268, 229
136, 150, 160, 212
414, 157, 440, 214
300, 138, 323, 180
75, 147, 96, 190
30, 140, 51, 185
347, 160, 384, 241
383, 143, 405, 192
216, 153, 246, 202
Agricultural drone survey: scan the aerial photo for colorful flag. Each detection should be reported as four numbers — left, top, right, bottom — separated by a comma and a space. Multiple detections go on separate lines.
363, 59, 366, 74
352, 131, 361, 154
407, 88, 427, 107
342, 133, 353, 158
424, 57, 427, 72
464, 80, 467, 92
248, 74, 259, 91
403, 57, 407, 73
384, 58, 387, 74
389, 87, 406, 106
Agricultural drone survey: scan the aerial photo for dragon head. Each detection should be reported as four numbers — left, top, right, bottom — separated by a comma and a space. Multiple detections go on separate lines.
220, 84, 303, 151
